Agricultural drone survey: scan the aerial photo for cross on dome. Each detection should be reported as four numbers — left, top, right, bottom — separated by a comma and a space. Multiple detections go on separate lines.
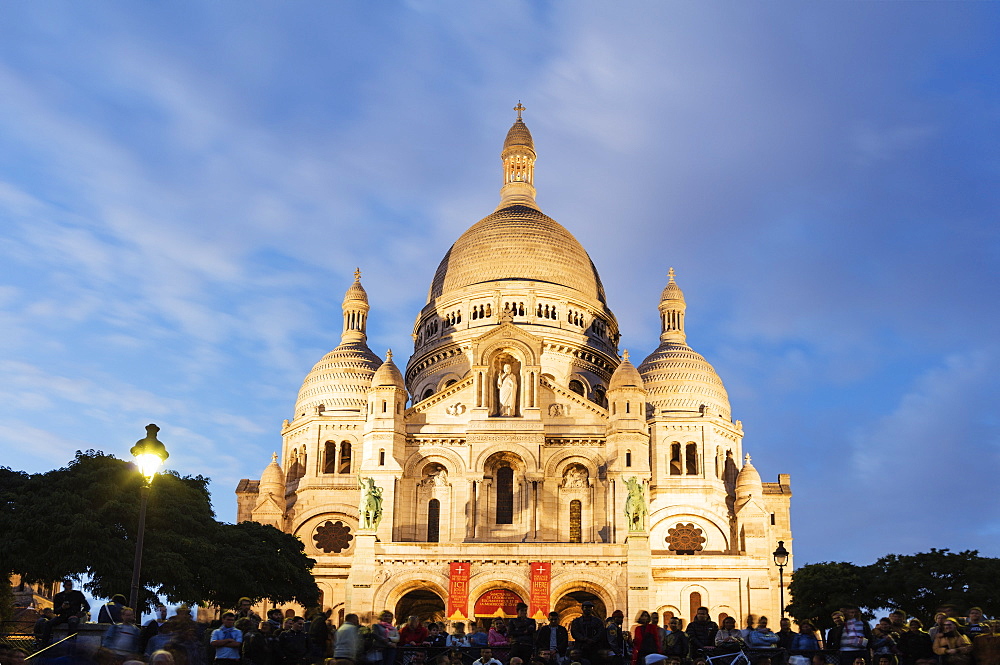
668, 267, 676, 282
745, 453, 752, 464
386, 349, 393, 361
271, 452, 278, 463
622, 349, 630, 362
514, 101, 525, 118
354, 267, 361, 281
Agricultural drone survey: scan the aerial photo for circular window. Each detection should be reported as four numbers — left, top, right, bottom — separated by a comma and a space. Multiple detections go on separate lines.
667, 523, 705, 554
313, 520, 354, 553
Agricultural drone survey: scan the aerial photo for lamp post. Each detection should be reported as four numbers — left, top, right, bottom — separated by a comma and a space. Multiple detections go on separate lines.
773, 540, 789, 618
129, 424, 169, 616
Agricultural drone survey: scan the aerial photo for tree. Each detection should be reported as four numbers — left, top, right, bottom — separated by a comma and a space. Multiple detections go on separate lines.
786, 561, 873, 630
0, 451, 319, 613
866, 549, 1000, 623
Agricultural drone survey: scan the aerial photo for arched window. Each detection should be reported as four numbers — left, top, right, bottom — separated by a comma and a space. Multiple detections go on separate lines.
422, 388, 434, 401
569, 499, 582, 543
496, 466, 514, 524
625, 450, 632, 467
593, 385, 607, 407
338, 441, 352, 474
690, 592, 702, 622
427, 499, 440, 542
323, 441, 336, 474
670, 442, 682, 475
569, 380, 585, 396
686, 443, 698, 475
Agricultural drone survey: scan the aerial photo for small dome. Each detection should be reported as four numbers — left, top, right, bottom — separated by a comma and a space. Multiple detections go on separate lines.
608, 351, 645, 392
344, 269, 368, 304
504, 118, 534, 151
294, 341, 382, 417
260, 453, 284, 491
735, 454, 763, 508
371, 350, 405, 389
638, 341, 731, 419
660, 268, 685, 303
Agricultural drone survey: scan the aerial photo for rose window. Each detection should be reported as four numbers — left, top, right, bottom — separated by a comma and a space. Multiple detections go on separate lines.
313, 520, 354, 553
666, 523, 705, 555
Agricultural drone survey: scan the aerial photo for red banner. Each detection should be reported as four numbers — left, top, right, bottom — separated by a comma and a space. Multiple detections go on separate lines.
529, 562, 551, 621
448, 562, 471, 621
474, 589, 523, 618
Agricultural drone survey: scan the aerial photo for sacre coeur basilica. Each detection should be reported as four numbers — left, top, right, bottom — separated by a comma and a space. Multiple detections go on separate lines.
236, 106, 793, 628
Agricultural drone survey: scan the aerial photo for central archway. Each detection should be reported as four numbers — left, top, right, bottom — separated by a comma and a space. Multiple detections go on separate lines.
395, 589, 446, 623
553, 590, 606, 626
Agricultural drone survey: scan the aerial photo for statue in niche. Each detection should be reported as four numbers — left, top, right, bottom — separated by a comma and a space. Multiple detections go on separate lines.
563, 464, 589, 488
624, 477, 648, 532
420, 463, 449, 487
497, 362, 519, 416
358, 476, 384, 530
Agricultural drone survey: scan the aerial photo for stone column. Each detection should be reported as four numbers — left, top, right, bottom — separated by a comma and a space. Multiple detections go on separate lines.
345, 530, 378, 620
625, 532, 652, 619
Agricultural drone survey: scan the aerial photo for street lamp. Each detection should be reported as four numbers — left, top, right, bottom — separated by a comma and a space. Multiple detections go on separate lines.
773, 540, 789, 618
129, 424, 169, 616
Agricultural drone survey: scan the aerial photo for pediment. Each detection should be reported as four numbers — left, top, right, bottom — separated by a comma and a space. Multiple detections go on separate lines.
471, 322, 543, 365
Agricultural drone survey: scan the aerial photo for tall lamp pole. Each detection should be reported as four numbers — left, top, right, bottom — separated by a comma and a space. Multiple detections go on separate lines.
773, 540, 789, 619
129, 424, 169, 616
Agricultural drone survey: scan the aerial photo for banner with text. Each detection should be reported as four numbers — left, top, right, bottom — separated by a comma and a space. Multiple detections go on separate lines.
529, 561, 551, 621
448, 562, 471, 621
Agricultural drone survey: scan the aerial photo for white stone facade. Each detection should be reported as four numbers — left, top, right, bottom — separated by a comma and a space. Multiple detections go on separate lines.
236, 111, 792, 627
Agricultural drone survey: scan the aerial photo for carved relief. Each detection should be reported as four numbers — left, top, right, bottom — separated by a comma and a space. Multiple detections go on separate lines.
419, 463, 450, 487
548, 403, 567, 417
562, 464, 590, 488
446, 403, 467, 416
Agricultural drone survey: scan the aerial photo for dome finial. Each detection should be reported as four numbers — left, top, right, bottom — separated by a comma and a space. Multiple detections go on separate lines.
354, 267, 361, 281
622, 349, 630, 362
386, 348, 393, 362
514, 101, 525, 119
271, 452, 278, 463
744, 452, 752, 464
498, 104, 538, 210
668, 267, 676, 282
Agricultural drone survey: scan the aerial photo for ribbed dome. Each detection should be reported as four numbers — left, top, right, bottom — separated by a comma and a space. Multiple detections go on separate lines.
735, 454, 762, 509
638, 341, 731, 419
428, 205, 606, 304
344, 275, 368, 304
609, 353, 644, 392
504, 118, 533, 150
260, 453, 284, 491
661, 274, 685, 302
294, 341, 382, 417
372, 351, 405, 389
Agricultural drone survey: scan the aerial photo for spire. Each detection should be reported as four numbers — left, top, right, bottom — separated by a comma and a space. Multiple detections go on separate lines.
497, 102, 539, 211
658, 267, 687, 344
342, 270, 371, 343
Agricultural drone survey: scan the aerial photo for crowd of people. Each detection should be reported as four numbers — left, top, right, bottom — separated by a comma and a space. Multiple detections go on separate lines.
11, 598, 1000, 665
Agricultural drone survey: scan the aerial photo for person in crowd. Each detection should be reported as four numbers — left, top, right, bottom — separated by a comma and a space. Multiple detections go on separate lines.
243, 619, 277, 665
972, 621, 1000, 665
426, 623, 448, 660
933, 619, 972, 665
469, 622, 490, 657
686, 608, 719, 658
746, 617, 779, 650
664, 617, 690, 663
742, 616, 757, 641
651, 614, 669, 652
605, 610, 627, 665
777, 618, 796, 651
235, 598, 262, 626
211, 613, 244, 665
146, 620, 179, 657
33, 608, 54, 647
100, 595, 128, 624
826, 613, 845, 651
929, 615, 949, 642
266, 609, 286, 633
508, 603, 537, 664
308, 609, 332, 665
871, 624, 898, 660
716, 617, 742, 647
488, 618, 508, 647
333, 613, 360, 665
103, 607, 142, 660
51, 580, 90, 636
874, 655, 895, 665
410, 650, 429, 665
572, 602, 605, 655
447, 622, 470, 648
170, 622, 207, 665
510, 657, 524, 665
791, 622, 820, 656
537, 612, 569, 657
280, 616, 310, 665
965, 610, 991, 641
888, 613, 908, 640
141, 605, 170, 653
401, 615, 429, 646
833, 607, 872, 665
560, 648, 590, 665
898, 619, 933, 665
472, 647, 503, 665
172, 605, 195, 624
632, 611, 660, 665
448, 649, 466, 665
150, 650, 176, 665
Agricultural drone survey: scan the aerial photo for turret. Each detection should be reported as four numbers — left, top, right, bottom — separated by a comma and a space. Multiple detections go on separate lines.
497, 102, 539, 210
658, 267, 686, 344
251, 453, 285, 529
607, 350, 647, 433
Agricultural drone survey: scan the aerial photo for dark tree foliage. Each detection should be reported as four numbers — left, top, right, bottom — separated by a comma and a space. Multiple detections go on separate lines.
0, 451, 319, 612
787, 561, 872, 630
788, 550, 1000, 628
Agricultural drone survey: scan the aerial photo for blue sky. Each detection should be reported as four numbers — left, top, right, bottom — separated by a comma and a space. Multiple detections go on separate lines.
1, 2, 998, 571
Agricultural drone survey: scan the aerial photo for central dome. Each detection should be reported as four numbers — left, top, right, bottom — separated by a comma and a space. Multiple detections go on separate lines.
427, 204, 607, 304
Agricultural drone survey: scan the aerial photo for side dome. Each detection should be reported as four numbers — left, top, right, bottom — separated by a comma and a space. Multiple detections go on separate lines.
609, 352, 644, 392
294, 341, 382, 417
371, 351, 405, 389
735, 454, 763, 509
428, 204, 607, 304
260, 453, 284, 494
638, 341, 731, 420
